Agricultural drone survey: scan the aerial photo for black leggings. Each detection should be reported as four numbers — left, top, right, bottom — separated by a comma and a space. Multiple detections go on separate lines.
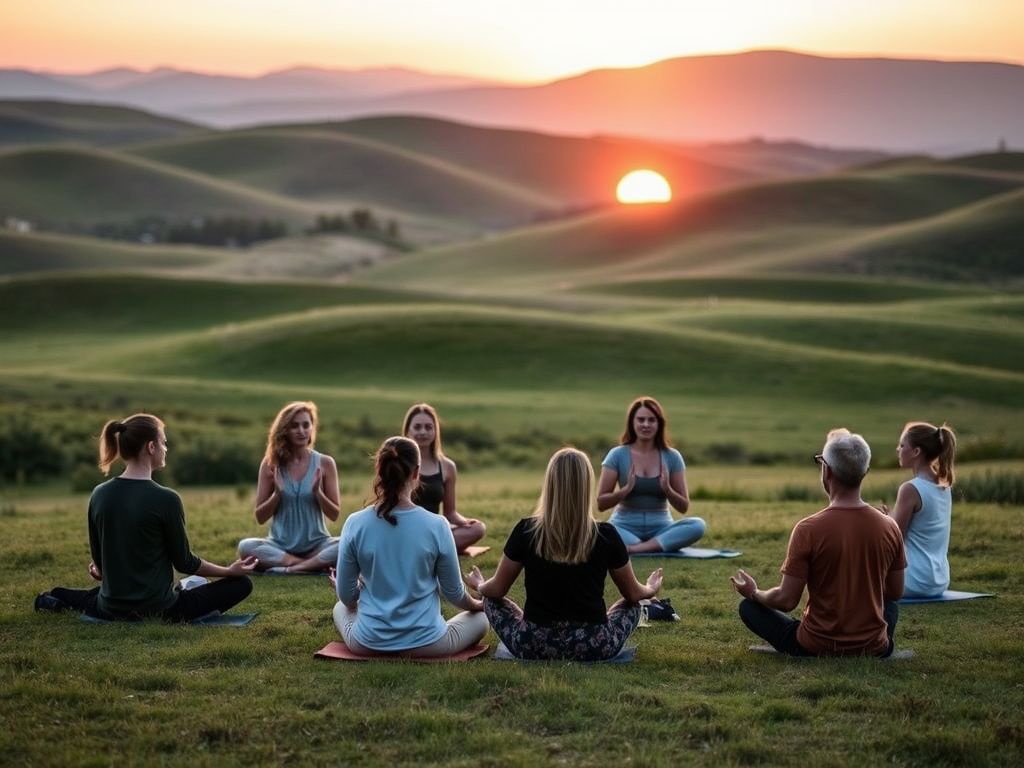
51, 576, 253, 622
738, 597, 899, 657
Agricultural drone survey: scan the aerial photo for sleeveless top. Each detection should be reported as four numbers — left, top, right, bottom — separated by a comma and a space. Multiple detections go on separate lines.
903, 477, 952, 597
269, 451, 332, 552
601, 444, 685, 513
414, 464, 445, 514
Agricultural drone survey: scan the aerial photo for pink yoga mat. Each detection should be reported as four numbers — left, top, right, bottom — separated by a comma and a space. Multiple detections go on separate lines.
315, 641, 490, 662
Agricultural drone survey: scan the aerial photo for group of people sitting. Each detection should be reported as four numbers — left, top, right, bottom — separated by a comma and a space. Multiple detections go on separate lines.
36, 395, 957, 662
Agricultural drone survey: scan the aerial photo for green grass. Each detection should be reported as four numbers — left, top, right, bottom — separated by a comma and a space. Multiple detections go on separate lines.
2, 470, 1022, 768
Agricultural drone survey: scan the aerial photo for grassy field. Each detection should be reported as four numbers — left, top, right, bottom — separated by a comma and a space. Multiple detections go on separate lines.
2, 468, 1022, 768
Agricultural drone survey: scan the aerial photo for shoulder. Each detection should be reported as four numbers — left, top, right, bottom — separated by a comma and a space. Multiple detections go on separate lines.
602, 445, 628, 464
441, 455, 457, 477
662, 448, 685, 468
149, 481, 184, 509
596, 521, 623, 542
509, 517, 535, 538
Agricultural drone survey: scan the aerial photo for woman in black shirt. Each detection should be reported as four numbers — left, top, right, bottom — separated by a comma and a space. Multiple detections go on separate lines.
465, 447, 663, 660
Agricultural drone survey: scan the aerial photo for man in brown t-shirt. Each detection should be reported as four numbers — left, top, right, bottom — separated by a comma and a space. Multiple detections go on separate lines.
729, 428, 906, 657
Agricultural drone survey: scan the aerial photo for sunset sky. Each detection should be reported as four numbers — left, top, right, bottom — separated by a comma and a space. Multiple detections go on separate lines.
3, 0, 1024, 82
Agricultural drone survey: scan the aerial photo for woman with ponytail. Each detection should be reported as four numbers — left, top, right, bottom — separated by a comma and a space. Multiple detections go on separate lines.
36, 414, 257, 621
330, 436, 487, 656
887, 421, 957, 598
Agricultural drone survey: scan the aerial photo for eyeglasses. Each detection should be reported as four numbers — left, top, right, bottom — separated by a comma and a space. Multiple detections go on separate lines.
813, 454, 830, 468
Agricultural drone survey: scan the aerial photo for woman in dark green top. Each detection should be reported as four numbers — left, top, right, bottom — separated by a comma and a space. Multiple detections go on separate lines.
36, 413, 257, 621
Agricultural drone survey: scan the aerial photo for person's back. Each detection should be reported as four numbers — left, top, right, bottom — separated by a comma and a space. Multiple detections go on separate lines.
786, 502, 904, 655
509, 518, 624, 625
903, 477, 951, 596
730, 428, 906, 658
339, 503, 461, 649
91, 476, 201, 616
332, 435, 487, 657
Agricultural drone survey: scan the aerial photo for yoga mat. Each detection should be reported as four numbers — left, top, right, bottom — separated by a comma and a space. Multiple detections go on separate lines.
633, 547, 742, 559
258, 567, 325, 575
459, 546, 491, 558
314, 640, 489, 662
493, 642, 637, 663
748, 644, 915, 660
80, 611, 258, 626
899, 590, 994, 604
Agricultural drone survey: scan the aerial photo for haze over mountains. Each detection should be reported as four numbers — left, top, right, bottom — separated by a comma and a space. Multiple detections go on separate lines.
3, 50, 1023, 154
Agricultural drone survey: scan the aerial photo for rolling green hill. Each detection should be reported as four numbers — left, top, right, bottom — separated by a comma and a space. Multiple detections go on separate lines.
287, 116, 758, 202
127, 127, 558, 229
0, 145, 316, 228
0, 229, 227, 276
355, 158, 1024, 291
1, 270, 1020, 466
0, 100, 204, 148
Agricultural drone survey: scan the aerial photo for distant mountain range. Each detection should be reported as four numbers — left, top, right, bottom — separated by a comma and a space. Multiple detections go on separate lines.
3, 51, 1024, 154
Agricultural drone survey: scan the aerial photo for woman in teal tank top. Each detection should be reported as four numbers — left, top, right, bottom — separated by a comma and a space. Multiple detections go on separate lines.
239, 401, 341, 573
403, 403, 487, 554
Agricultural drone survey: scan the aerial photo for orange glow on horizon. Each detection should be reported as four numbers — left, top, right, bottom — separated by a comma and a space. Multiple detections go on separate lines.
616, 170, 672, 205
1, 1, 1022, 82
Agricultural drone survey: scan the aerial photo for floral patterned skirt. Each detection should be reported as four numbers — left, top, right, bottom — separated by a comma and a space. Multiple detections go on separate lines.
483, 596, 641, 661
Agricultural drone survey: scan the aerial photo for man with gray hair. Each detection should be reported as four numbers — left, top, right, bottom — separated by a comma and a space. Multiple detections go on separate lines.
730, 428, 906, 657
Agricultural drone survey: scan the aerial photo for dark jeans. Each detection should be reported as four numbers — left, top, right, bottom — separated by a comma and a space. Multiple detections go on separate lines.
51, 576, 253, 622
738, 597, 899, 658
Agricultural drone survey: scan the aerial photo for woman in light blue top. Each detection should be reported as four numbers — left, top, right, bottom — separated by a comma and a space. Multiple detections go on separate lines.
887, 421, 957, 598
597, 396, 706, 554
238, 401, 341, 573
331, 436, 487, 656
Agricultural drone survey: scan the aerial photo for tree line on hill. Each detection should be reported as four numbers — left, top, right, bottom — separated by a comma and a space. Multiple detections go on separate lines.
2, 208, 404, 248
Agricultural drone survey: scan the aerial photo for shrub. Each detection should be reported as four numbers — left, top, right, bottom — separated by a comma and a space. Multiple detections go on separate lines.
955, 471, 1024, 505
0, 415, 65, 484
171, 438, 260, 486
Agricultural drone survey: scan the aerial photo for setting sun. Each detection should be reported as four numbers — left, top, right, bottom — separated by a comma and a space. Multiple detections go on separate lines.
616, 169, 672, 204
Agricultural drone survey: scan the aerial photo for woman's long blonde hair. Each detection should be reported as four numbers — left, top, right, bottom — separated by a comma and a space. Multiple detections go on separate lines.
529, 447, 598, 564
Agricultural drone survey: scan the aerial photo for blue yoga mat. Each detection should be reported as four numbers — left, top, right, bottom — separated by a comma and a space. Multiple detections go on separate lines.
899, 590, 994, 604
633, 547, 742, 559
493, 642, 637, 663
80, 611, 258, 625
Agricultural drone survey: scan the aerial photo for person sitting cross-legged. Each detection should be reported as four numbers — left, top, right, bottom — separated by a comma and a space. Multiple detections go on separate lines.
730, 428, 906, 658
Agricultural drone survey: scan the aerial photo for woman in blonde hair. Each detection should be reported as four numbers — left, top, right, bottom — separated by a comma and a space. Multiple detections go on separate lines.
466, 447, 663, 661
36, 413, 256, 621
886, 421, 957, 598
238, 401, 340, 573
402, 403, 486, 553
